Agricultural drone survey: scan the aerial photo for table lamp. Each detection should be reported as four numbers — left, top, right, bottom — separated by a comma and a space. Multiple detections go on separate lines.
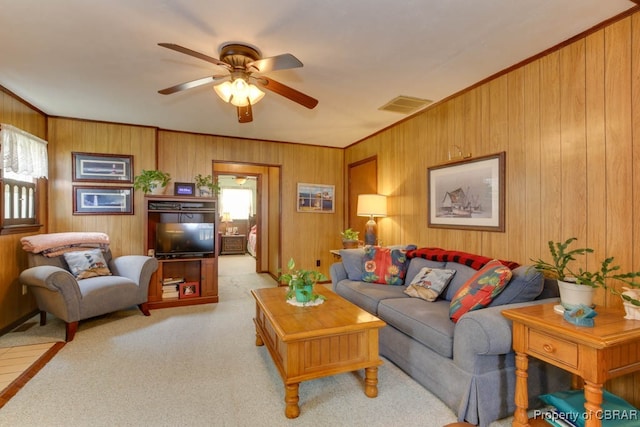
357, 194, 387, 245
220, 212, 233, 235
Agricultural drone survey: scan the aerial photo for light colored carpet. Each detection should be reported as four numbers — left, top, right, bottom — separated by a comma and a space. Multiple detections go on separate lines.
0, 255, 515, 426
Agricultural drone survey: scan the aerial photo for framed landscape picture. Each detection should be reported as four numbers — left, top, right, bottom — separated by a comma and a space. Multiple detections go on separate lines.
428, 152, 505, 232
72, 152, 133, 183
296, 183, 335, 213
73, 186, 134, 215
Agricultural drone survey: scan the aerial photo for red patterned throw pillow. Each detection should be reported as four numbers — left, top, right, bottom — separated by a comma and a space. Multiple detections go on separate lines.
449, 259, 512, 323
362, 246, 409, 285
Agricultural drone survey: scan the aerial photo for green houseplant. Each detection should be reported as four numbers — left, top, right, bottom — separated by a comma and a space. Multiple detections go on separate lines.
340, 228, 360, 249
531, 237, 640, 311
278, 258, 327, 303
194, 174, 220, 197
133, 169, 171, 194
530, 237, 595, 309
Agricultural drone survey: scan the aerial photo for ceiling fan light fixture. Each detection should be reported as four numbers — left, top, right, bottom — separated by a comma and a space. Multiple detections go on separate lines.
214, 78, 265, 107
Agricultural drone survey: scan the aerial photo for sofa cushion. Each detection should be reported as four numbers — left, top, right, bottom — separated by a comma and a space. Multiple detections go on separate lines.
405, 257, 447, 285
449, 260, 512, 323
488, 265, 544, 307
404, 267, 456, 301
443, 263, 477, 301
362, 246, 410, 285
63, 248, 112, 280
334, 279, 408, 314
378, 298, 455, 358
339, 248, 365, 280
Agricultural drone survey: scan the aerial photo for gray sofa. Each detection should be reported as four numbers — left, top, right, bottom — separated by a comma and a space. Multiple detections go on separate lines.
330, 248, 571, 426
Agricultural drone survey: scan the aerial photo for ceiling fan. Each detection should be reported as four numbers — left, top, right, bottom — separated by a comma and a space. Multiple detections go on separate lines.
157, 42, 318, 123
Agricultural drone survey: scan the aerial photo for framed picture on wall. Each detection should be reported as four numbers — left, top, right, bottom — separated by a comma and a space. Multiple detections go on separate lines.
72, 152, 133, 183
296, 183, 335, 213
428, 152, 505, 232
73, 186, 134, 215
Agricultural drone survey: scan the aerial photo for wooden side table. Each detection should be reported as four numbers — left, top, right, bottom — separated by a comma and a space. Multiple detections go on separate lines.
220, 234, 246, 255
502, 303, 640, 427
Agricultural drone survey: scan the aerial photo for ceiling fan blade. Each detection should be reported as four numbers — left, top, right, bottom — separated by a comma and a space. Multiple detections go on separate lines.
158, 75, 228, 95
158, 43, 230, 69
247, 53, 303, 73
237, 104, 253, 123
255, 77, 318, 109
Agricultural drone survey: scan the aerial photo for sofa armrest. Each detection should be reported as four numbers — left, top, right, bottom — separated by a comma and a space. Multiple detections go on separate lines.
453, 298, 558, 372
110, 256, 158, 298
330, 262, 347, 291
19, 266, 81, 296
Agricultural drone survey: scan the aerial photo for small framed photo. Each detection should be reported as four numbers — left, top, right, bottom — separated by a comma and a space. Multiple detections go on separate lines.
73, 186, 134, 215
72, 152, 133, 183
179, 281, 200, 299
297, 183, 335, 213
174, 182, 195, 196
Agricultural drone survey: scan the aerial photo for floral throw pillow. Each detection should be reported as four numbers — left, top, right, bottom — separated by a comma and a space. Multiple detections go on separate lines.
449, 259, 512, 323
63, 248, 112, 280
362, 245, 409, 285
404, 267, 456, 301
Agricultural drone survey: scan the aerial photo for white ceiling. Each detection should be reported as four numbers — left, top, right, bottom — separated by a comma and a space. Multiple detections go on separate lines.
0, 0, 635, 148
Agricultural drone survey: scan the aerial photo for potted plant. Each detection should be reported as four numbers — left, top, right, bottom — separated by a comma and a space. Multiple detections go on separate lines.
278, 258, 327, 303
133, 169, 171, 195
340, 228, 360, 249
530, 237, 594, 309
531, 237, 640, 312
572, 257, 640, 317
194, 174, 220, 197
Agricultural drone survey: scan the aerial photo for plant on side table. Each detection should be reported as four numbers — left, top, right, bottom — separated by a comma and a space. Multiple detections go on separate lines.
530, 237, 595, 309
531, 237, 640, 315
133, 169, 171, 195
278, 258, 327, 303
340, 228, 360, 249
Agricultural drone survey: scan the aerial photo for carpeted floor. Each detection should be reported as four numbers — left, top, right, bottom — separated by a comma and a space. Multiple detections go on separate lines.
0, 255, 516, 426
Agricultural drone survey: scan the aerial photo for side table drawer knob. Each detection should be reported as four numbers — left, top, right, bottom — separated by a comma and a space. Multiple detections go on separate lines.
543, 343, 555, 353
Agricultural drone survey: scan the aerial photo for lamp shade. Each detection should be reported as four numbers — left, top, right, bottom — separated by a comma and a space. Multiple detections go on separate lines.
214, 79, 265, 107
357, 194, 387, 217
220, 212, 232, 223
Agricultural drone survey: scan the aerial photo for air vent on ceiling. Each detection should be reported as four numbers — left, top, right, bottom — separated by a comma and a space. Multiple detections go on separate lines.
379, 96, 433, 114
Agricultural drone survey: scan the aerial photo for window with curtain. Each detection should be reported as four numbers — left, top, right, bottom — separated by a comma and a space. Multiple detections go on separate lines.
220, 188, 253, 220
1, 124, 48, 233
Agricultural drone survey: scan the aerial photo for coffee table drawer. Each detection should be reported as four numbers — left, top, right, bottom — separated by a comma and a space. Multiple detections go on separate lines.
528, 329, 578, 369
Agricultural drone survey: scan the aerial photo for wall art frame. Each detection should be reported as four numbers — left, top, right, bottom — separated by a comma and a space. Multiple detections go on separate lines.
428, 152, 505, 232
296, 183, 335, 213
73, 186, 134, 215
72, 152, 133, 183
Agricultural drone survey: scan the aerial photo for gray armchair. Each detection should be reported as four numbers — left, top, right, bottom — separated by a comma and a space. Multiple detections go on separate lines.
19, 247, 158, 341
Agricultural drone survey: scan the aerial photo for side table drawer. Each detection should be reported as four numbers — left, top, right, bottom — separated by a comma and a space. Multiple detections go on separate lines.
528, 329, 578, 369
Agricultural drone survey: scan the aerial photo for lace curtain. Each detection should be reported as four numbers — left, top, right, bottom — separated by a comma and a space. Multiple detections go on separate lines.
1, 123, 48, 178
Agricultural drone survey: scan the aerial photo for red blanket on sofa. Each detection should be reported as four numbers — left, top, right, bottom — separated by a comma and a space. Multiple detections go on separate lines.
406, 247, 520, 270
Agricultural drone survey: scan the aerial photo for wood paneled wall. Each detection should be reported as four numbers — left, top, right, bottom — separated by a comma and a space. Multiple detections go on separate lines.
346, 12, 640, 405
158, 130, 343, 277
47, 118, 157, 256
0, 89, 47, 332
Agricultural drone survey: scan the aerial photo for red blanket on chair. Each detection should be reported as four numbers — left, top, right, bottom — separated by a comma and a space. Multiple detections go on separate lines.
406, 247, 520, 270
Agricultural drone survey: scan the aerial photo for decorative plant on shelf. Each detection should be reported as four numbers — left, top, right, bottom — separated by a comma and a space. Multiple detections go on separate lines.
194, 174, 220, 197
340, 228, 360, 249
133, 169, 171, 194
278, 258, 327, 303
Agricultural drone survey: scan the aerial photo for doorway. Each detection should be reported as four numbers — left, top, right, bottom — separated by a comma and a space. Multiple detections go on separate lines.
213, 161, 281, 276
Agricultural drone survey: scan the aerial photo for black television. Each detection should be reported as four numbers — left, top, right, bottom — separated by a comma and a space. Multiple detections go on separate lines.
155, 223, 215, 257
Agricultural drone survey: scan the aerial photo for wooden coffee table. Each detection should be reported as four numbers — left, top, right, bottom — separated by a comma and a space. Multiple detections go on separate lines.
251, 285, 386, 418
